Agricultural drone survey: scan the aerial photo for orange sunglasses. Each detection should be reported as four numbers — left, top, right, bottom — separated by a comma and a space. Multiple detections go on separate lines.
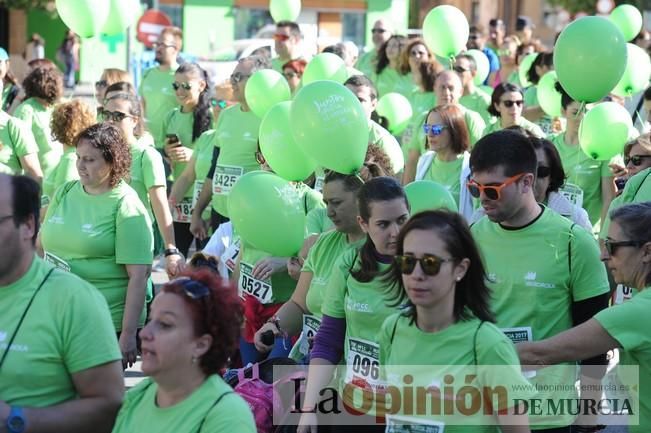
466, 173, 525, 201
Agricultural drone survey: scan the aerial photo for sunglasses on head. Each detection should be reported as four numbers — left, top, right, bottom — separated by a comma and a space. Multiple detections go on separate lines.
273, 33, 290, 42
466, 173, 525, 200
210, 98, 228, 109
501, 99, 523, 107
172, 81, 192, 91
95, 80, 107, 88
395, 254, 454, 276
423, 123, 448, 136
173, 277, 211, 299
603, 238, 645, 256
625, 154, 651, 166
102, 110, 132, 122
537, 166, 551, 178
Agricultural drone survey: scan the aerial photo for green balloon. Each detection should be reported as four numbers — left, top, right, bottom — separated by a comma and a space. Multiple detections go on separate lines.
270, 0, 301, 22
228, 171, 305, 256
259, 101, 317, 181
537, 71, 562, 118
302, 53, 348, 85
579, 102, 632, 161
610, 4, 643, 42
56, 0, 110, 38
405, 181, 458, 215
102, 0, 140, 36
466, 49, 489, 85
612, 43, 651, 97
376, 92, 413, 135
422, 5, 469, 59
245, 69, 291, 118
554, 16, 627, 103
518, 53, 538, 88
290, 81, 368, 174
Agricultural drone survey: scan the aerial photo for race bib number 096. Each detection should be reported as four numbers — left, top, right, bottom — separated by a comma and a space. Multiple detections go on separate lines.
346, 338, 382, 390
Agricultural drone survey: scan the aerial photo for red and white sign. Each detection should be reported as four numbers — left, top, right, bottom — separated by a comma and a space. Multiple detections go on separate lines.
136, 9, 173, 48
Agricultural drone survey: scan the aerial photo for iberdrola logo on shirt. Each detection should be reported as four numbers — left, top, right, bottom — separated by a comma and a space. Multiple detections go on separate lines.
523, 271, 556, 289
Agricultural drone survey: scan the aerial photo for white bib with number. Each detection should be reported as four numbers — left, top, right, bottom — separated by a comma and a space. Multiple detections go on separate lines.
238, 262, 273, 304
212, 164, 243, 195
172, 197, 193, 223
385, 414, 445, 433
314, 176, 324, 193
192, 179, 205, 209
558, 183, 584, 209
220, 239, 240, 274
44, 251, 70, 272
299, 315, 321, 356
345, 337, 383, 390
502, 327, 536, 378
613, 284, 634, 305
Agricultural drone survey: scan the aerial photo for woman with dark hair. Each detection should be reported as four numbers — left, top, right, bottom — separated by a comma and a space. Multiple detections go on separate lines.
162, 62, 213, 257
0, 47, 20, 113
522, 52, 554, 132
484, 82, 544, 137
518, 202, 651, 433
611, 134, 651, 191
14, 66, 64, 180
371, 35, 411, 98
414, 104, 473, 220
282, 58, 307, 94
493, 35, 520, 87
40, 123, 153, 368
380, 210, 530, 431
111, 269, 255, 433
399, 39, 440, 115
298, 177, 410, 432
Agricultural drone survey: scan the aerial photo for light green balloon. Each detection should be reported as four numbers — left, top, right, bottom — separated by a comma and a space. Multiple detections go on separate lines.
518, 53, 538, 88
422, 5, 469, 59
56, 0, 110, 38
290, 80, 368, 174
302, 53, 348, 85
270, 0, 301, 22
259, 101, 317, 181
610, 4, 643, 42
537, 71, 562, 118
102, 0, 140, 36
245, 69, 291, 118
376, 92, 413, 135
554, 16, 627, 103
466, 49, 489, 85
579, 102, 632, 161
612, 43, 651, 97
228, 171, 306, 256
405, 180, 458, 215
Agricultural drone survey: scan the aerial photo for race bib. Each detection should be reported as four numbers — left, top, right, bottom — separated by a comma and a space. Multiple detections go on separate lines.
44, 251, 70, 272
314, 176, 324, 193
212, 165, 243, 195
502, 327, 536, 378
172, 197, 193, 223
613, 284, 634, 305
40, 195, 50, 208
345, 338, 383, 390
220, 238, 240, 274
299, 315, 321, 356
385, 415, 445, 433
192, 179, 204, 209
558, 183, 584, 209
238, 262, 273, 304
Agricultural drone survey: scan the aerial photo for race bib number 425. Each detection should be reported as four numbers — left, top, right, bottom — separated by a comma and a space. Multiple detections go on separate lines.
213, 165, 243, 195
238, 262, 273, 304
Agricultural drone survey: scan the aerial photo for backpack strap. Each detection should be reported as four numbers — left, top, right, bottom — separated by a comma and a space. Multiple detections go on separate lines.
196, 391, 234, 433
473, 321, 486, 366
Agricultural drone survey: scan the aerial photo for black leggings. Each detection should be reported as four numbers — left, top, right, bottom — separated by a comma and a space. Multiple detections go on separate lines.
173, 222, 196, 257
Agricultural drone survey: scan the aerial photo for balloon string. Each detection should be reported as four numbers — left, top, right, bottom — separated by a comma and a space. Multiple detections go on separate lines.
448, 55, 456, 70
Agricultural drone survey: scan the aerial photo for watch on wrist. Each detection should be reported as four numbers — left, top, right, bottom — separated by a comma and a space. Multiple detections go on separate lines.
6, 406, 25, 433
164, 248, 180, 257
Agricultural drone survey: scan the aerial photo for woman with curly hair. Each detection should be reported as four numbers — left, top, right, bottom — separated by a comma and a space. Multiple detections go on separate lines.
40, 123, 153, 369
111, 269, 255, 433
371, 35, 412, 98
13, 66, 64, 179
44, 99, 95, 201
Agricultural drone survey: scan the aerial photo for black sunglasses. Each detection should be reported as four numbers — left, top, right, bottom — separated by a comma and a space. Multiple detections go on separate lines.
395, 254, 454, 276
537, 166, 551, 178
172, 82, 192, 91
453, 66, 469, 73
604, 239, 646, 256
174, 277, 211, 299
501, 100, 523, 107
95, 80, 107, 88
102, 110, 132, 122
625, 155, 651, 166
371, 28, 387, 34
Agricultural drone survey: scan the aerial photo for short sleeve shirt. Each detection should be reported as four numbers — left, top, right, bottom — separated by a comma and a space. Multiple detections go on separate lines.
43, 146, 78, 200
138, 66, 179, 149
0, 111, 38, 174
129, 142, 167, 220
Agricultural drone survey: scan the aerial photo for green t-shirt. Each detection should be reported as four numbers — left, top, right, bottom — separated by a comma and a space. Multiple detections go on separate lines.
238, 241, 296, 304
41, 181, 153, 330
13, 97, 62, 178
161, 107, 197, 187
1, 83, 18, 111
192, 129, 218, 219
355, 50, 377, 78
423, 154, 464, 206
600, 168, 651, 239
210, 104, 261, 216
483, 116, 545, 138
471, 207, 609, 428
550, 132, 618, 227
379, 314, 533, 432
368, 119, 404, 173
408, 89, 436, 117
460, 88, 493, 125
42, 146, 78, 200
594, 288, 651, 433
138, 65, 179, 149
302, 230, 365, 319
0, 256, 121, 407
305, 207, 334, 236
128, 141, 167, 221
0, 111, 38, 175
371, 67, 413, 98
111, 375, 256, 433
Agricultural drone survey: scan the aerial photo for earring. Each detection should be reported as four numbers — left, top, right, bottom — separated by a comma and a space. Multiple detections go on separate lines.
191, 356, 197, 364
456, 276, 462, 282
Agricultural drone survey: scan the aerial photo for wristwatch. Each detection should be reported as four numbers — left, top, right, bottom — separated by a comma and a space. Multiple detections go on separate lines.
6, 406, 25, 433
164, 248, 180, 257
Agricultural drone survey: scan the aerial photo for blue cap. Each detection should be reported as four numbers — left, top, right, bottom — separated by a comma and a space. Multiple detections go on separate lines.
0, 48, 8, 61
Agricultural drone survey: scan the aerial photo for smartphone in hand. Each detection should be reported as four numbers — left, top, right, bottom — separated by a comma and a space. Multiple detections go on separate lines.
166, 133, 181, 147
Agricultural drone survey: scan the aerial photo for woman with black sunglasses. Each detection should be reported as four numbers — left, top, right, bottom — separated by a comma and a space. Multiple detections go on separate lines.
483, 82, 544, 138
111, 269, 256, 433
611, 134, 651, 190
379, 210, 531, 431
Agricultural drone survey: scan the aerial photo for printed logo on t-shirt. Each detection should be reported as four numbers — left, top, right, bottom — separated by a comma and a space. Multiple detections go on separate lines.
48, 216, 64, 225
345, 297, 370, 312
523, 271, 556, 289
81, 224, 101, 237
311, 276, 328, 287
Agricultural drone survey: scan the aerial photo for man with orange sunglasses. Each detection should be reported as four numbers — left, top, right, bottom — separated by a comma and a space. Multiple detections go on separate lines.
468, 130, 610, 433
271, 21, 304, 73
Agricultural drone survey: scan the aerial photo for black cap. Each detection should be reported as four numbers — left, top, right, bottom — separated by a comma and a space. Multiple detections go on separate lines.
516, 16, 534, 31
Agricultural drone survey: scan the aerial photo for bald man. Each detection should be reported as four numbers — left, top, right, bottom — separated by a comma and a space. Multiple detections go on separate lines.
355, 19, 393, 77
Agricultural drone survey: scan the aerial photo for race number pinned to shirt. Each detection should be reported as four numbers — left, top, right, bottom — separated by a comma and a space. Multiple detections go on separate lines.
172, 197, 193, 223
238, 262, 273, 304
314, 176, 324, 193
558, 183, 584, 209
346, 338, 383, 390
192, 179, 204, 209
502, 327, 536, 378
385, 415, 445, 433
213, 164, 243, 195
299, 315, 321, 356
220, 238, 240, 273
613, 284, 634, 305
44, 251, 70, 272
